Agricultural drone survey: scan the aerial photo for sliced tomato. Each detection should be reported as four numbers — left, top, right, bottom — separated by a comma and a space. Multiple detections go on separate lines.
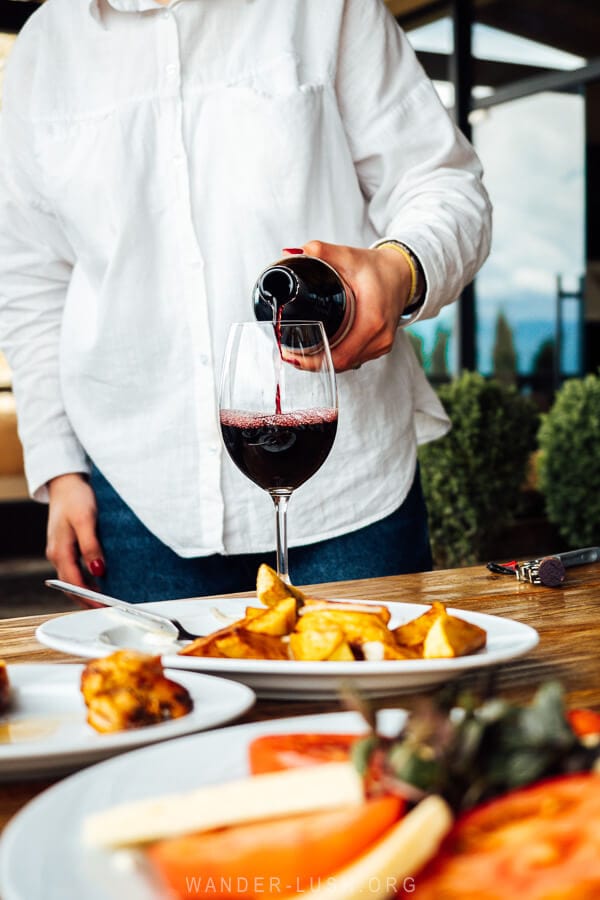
403, 773, 600, 899
248, 732, 360, 774
148, 795, 403, 899
568, 708, 600, 737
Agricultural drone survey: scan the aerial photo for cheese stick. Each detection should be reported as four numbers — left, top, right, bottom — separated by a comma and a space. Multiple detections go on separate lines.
83, 761, 364, 849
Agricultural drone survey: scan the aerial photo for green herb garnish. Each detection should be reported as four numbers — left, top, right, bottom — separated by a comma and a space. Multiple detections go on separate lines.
348, 681, 600, 813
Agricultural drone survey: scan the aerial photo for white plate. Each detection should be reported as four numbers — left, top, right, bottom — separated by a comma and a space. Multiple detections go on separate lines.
0, 664, 255, 780
0, 709, 402, 900
36, 597, 539, 698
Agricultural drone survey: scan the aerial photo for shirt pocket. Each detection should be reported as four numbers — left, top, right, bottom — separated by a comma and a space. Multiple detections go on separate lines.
187, 52, 334, 219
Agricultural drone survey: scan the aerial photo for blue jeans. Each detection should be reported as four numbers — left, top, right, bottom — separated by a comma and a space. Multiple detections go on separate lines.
91, 465, 432, 603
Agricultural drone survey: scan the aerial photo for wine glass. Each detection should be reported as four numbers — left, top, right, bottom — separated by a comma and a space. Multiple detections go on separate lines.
219, 321, 338, 583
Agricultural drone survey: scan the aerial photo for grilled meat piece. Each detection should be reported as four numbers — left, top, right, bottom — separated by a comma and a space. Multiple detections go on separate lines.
81, 650, 193, 734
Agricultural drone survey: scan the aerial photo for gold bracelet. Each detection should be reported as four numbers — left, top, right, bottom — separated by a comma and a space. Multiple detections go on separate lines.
376, 241, 418, 307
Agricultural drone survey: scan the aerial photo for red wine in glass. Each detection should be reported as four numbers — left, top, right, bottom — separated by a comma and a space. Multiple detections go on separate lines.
220, 408, 338, 491
219, 321, 338, 583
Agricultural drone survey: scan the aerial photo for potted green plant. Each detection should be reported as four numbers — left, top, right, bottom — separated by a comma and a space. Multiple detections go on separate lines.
418, 372, 538, 568
537, 372, 600, 548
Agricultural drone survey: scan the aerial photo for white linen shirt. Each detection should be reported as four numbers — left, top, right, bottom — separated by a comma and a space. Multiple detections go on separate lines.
0, 0, 491, 557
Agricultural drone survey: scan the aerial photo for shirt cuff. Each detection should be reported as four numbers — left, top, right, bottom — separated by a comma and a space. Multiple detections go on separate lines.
25, 435, 90, 503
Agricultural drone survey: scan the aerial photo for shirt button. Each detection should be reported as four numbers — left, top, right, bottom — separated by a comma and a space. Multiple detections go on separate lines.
166, 64, 178, 77
161, 10, 170, 19
199, 354, 209, 366
208, 446, 219, 455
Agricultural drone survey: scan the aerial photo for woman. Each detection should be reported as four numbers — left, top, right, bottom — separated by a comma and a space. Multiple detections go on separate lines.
0, 0, 491, 601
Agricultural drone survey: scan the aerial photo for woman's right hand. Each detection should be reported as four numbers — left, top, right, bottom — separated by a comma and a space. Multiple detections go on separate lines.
46, 473, 105, 587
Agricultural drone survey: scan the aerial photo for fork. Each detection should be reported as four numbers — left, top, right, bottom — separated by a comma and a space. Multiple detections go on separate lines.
45, 579, 204, 642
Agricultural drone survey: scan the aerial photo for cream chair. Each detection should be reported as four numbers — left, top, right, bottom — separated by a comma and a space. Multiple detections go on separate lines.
0, 353, 28, 500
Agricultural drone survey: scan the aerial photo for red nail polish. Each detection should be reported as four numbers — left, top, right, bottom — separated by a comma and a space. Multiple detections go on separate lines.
89, 558, 105, 577
282, 248, 304, 255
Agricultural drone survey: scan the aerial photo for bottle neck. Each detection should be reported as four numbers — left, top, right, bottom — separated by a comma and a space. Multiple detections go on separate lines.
257, 266, 299, 309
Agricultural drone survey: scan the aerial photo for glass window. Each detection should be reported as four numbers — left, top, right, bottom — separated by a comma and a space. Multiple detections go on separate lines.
473, 89, 585, 387
405, 18, 457, 379
406, 18, 586, 386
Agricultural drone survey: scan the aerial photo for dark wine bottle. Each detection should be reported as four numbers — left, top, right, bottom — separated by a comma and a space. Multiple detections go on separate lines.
252, 255, 355, 349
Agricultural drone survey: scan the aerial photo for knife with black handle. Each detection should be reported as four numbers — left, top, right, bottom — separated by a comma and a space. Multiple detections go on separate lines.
555, 547, 600, 568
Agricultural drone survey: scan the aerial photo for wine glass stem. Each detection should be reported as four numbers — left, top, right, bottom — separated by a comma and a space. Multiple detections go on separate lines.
270, 490, 292, 584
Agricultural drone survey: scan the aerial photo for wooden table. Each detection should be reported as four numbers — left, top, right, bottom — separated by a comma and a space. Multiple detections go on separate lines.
2, 562, 600, 836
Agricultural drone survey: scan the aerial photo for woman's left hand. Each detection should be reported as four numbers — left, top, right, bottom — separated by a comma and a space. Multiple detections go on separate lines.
300, 240, 415, 372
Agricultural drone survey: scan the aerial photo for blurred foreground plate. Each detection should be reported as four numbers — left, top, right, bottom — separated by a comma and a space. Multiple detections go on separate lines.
0, 709, 404, 900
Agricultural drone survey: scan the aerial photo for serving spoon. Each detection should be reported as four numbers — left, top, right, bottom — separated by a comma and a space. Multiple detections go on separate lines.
45, 580, 203, 642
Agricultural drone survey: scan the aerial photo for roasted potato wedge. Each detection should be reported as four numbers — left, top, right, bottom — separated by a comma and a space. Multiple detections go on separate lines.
423, 611, 487, 658
393, 601, 486, 659
246, 597, 297, 636
303, 599, 392, 625
359, 640, 421, 661
213, 628, 289, 660
289, 626, 351, 661
327, 640, 356, 661
256, 563, 307, 608
244, 607, 266, 621
179, 621, 244, 658
182, 598, 297, 659
393, 602, 446, 648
